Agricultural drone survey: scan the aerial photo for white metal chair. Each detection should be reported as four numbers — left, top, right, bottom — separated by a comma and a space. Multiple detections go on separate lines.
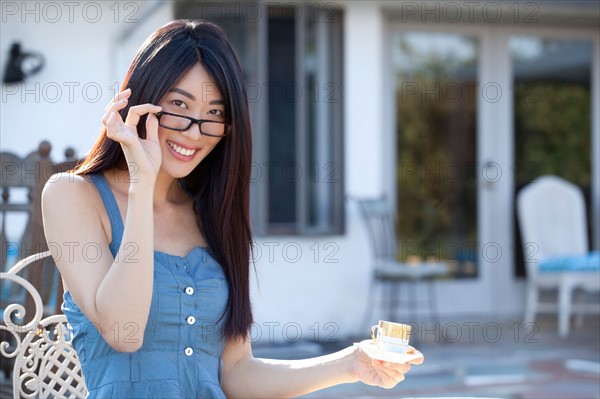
0, 251, 87, 398
357, 196, 449, 327
517, 175, 600, 338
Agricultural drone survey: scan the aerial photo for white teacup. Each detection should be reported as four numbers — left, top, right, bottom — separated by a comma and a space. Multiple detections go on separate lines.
371, 320, 411, 354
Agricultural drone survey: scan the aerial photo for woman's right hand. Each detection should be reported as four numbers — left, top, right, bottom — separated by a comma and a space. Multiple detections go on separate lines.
102, 88, 162, 183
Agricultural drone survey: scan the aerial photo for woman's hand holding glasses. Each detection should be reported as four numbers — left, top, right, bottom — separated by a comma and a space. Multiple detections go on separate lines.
102, 88, 163, 183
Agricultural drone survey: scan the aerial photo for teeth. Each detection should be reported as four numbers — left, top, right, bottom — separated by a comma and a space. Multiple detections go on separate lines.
168, 141, 197, 157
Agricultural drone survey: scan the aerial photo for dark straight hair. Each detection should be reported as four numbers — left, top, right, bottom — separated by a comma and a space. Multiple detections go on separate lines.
73, 19, 253, 340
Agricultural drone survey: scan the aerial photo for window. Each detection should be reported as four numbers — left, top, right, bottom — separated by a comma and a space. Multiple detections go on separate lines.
175, 2, 344, 235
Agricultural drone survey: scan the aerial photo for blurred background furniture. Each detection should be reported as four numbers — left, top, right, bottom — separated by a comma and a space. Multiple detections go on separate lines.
517, 175, 600, 338
357, 196, 449, 329
1, 142, 79, 313
0, 251, 87, 398
1, 141, 80, 380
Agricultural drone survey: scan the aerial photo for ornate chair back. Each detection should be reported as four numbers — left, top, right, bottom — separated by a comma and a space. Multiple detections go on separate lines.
1, 251, 87, 398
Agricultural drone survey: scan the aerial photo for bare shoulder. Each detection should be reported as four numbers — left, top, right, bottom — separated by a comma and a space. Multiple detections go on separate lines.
42, 172, 98, 207
42, 173, 111, 253
41, 172, 107, 232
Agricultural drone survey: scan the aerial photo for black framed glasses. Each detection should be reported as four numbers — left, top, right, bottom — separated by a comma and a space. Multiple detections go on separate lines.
156, 111, 230, 137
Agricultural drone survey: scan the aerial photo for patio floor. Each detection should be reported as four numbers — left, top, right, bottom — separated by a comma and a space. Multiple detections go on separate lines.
1, 315, 598, 398
252, 315, 600, 399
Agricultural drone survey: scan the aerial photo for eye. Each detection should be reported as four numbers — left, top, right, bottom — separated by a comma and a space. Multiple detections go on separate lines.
209, 109, 224, 117
171, 99, 188, 109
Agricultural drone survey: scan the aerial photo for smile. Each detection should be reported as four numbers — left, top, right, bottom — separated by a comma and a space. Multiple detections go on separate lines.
168, 141, 197, 157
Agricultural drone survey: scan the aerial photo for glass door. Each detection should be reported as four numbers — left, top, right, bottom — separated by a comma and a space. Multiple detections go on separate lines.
389, 21, 598, 315
510, 37, 594, 276
392, 32, 479, 278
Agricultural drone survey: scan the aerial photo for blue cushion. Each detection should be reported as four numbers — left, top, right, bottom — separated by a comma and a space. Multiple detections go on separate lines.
539, 251, 600, 272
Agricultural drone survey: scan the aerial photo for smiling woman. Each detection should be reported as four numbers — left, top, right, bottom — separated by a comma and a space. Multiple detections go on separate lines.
40, 19, 422, 399
153, 63, 228, 176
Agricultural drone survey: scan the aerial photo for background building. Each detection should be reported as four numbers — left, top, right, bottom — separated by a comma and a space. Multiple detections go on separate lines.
1, 0, 598, 343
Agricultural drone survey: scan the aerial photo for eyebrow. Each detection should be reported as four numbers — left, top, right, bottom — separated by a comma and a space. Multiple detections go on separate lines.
168, 88, 195, 101
168, 88, 225, 105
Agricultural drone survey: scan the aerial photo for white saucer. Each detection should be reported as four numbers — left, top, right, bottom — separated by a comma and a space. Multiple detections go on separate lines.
354, 339, 423, 364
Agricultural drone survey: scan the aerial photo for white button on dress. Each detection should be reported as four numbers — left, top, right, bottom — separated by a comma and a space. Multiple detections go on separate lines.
186, 316, 196, 325
185, 287, 194, 295
184, 347, 194, 356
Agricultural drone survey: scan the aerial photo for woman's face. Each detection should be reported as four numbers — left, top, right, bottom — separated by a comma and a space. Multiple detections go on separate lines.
157, 63, 226, 179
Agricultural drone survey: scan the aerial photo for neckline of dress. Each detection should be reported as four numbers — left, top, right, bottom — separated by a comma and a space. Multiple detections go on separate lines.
154, 245, 207, 259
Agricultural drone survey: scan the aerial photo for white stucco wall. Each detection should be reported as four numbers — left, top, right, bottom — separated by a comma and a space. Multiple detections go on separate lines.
250, 2, 388, 342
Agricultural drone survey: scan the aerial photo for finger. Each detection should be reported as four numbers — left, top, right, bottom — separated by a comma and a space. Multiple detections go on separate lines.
104, 111, 123, 140
373, 359, 411, 373
102, 98, 128, 125
377, 366, 405, 382
102, 98, 129, 126
372, 363, 405, 387
409, 351, 424, 365
125, 104, 162, 127
103, 88, 132, 114
117, 87, 132, 99
404, 346, 424, 365
145, 112, 159, 144
105, 111, 137, 149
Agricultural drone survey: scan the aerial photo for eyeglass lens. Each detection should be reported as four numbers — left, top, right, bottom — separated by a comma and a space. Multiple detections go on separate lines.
159, 113, 226, 136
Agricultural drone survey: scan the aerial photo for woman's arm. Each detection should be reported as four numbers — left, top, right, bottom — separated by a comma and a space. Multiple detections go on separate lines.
42, 90, 162, 352
221, 336, 422, 398
42, 172, 154, 352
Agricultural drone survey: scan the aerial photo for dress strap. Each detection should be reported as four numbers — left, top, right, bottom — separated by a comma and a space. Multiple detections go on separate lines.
89, 173, 124, 257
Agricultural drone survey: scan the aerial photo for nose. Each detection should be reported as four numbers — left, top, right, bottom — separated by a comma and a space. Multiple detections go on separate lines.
181, 121, 203, 141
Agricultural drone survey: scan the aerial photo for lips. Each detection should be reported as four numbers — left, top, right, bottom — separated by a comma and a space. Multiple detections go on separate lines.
167, 140, 197, 156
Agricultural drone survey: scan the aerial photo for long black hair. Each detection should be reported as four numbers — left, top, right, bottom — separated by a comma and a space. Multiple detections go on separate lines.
73, 19, 253, 340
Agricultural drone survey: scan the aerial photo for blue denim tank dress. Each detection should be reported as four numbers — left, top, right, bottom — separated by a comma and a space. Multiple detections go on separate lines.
61, 173, 229, 398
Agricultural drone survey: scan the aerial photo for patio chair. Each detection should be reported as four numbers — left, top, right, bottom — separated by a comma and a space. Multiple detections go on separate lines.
357, 196, 449, 328
2, 142, 57, 317
0, 251, 87, 398
1, 143, 79, 317
1, 142, 80, 383
517, 175, 600, 338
